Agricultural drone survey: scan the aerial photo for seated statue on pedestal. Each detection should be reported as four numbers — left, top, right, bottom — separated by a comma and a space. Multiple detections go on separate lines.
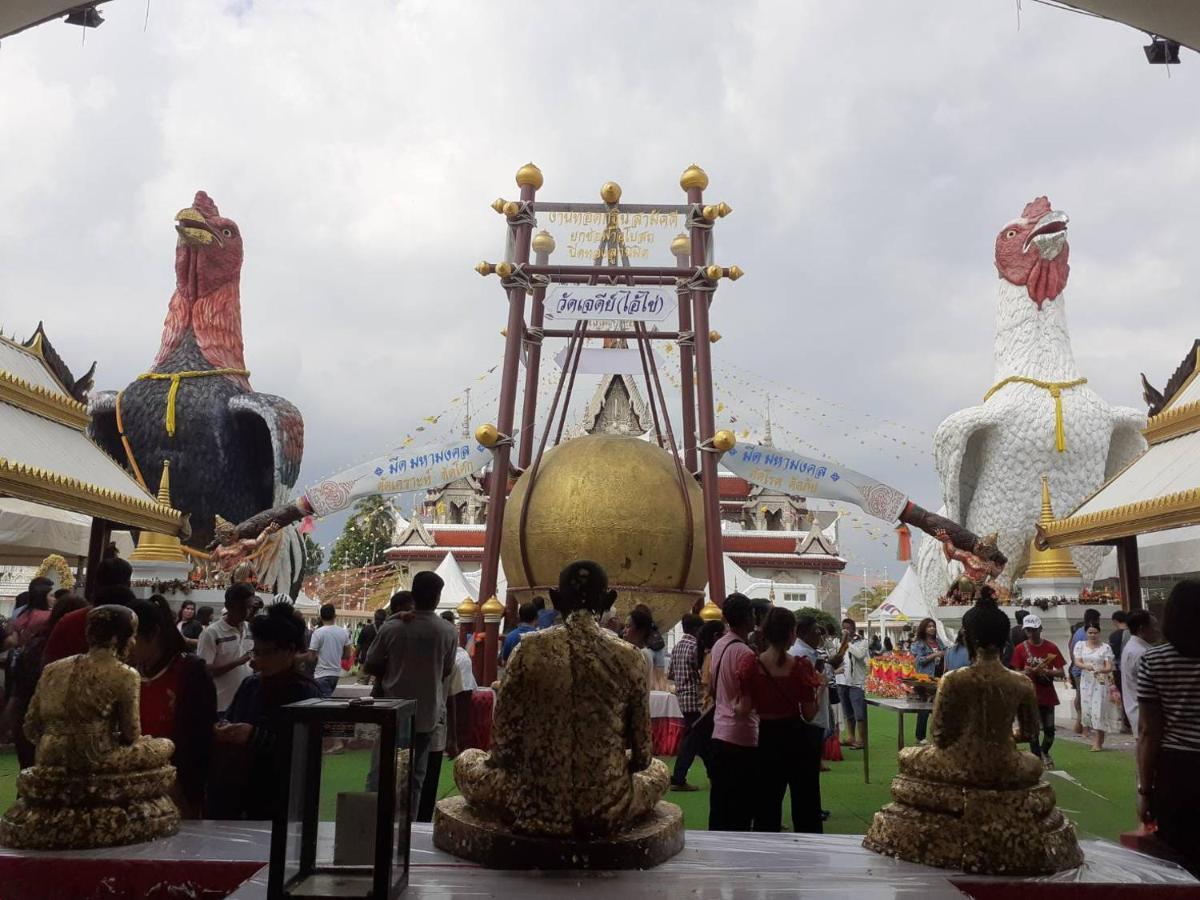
434, 560, 681, 869
0, 606, 180, 850
864, 598, 1083, 875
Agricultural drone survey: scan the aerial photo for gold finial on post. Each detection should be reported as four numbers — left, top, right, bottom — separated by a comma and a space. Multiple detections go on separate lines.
495, 261, 514, 278
680, 164, 709, 191
491, 198, 508, 214
600, 181, 622, 204
475, 262, 495, 276
709, 330, 722, 343
670, 232, 690, 257
515, 162, 544, 190
531, 229, 556, 255
727, 265, 744, 281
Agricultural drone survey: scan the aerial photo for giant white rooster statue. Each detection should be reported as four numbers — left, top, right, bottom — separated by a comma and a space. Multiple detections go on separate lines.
916, 197, 1146, 604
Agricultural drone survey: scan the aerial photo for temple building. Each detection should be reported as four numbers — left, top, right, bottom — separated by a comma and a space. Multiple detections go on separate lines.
385, 371, 845, 616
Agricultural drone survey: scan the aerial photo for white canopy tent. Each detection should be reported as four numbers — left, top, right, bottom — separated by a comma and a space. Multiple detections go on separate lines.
1059, 2, 1200, 51
869, 566, 949, 641
463, 560, 508, 605
434, 552, 479, 612
0, 497, 133, 566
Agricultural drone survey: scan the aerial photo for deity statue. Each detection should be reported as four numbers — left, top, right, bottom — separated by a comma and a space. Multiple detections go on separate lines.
0, 606, 180, 850
864, 598, 1082, 874
209, 515, 290, 589
937, 529, 1004, 583
434, 560, 682, 869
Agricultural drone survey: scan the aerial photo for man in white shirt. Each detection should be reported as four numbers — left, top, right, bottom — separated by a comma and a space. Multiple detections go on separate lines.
1120, 609, 1160, 735
839, 618, 870, 750
308, 603, 351, 697
197, 583, 255, 714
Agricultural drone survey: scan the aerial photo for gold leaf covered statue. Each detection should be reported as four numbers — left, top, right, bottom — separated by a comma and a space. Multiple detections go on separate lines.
434, 560, 682, 869
0, 606, 180, 850
864, 597, 1083, 875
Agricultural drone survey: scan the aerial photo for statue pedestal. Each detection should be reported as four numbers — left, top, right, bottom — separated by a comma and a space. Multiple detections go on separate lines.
864, 776, 1082, 875
433, 797, 684, 870
1015, 574, 1085, 603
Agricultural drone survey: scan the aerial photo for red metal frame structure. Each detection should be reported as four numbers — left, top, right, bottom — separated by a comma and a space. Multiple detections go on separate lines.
470, 164, 740, 683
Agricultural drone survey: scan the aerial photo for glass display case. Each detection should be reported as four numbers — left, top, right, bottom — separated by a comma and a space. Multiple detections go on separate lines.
267, 698, 415, 899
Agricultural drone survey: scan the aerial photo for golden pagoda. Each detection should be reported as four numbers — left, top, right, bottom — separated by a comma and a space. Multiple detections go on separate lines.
129, 461, 189, 564
1022, 476, 1081, 580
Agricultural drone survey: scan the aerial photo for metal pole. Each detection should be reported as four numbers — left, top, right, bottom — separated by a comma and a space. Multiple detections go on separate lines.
477, 165, 540, 670
684, 167, 726, 603
518, 239, 552, 470
674, 244, 698, 473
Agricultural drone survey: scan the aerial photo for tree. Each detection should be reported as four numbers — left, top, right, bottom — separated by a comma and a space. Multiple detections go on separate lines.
300, 534, 325, 578
328, 496, 396, 571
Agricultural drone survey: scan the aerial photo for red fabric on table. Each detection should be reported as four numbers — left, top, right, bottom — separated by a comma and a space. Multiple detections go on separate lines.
464, 689, 687, 757
467, 688, 494, 751
0, 857, 264, 900
651, 717, 685, 756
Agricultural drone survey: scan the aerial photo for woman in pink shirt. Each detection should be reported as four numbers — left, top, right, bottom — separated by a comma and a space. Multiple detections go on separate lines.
707, 594, 759, 832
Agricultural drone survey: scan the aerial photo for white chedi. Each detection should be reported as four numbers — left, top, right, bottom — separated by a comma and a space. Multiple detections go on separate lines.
916, 198, 1145, 604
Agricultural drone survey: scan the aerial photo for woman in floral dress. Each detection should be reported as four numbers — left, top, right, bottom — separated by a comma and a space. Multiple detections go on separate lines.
1073, 623, 1123, 750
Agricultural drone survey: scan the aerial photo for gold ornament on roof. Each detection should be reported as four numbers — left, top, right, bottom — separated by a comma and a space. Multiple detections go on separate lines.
515, 162, 544, 190
679, 164, 709, 191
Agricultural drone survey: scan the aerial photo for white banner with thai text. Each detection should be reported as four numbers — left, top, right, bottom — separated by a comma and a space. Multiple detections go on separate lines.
723, 444, 909, 523
304, 440, 492, 518
544, 285, 676, 322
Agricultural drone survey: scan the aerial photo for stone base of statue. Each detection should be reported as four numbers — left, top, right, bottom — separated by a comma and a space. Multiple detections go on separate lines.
863, 774, 1083, 875
433, 796, 684, 870
0, 765, 180, 850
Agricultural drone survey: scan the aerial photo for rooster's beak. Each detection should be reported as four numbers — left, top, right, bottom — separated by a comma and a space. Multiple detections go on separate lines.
175, 208, 223, 247
1024, 210, 1068, 261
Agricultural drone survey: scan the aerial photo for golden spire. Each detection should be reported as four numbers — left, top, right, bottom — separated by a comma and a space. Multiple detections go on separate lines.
699, 599, 723, 622
129, 461, 189, 564
1022, 476, 1081, 580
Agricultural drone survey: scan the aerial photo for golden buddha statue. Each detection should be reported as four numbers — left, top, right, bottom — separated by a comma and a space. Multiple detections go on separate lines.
434, 561, 682, 869
0, 606, 180, 850
864, 598, 1082, 875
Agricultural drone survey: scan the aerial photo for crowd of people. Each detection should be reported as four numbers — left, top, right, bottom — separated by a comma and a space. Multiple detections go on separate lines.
1, 557, 1196, 873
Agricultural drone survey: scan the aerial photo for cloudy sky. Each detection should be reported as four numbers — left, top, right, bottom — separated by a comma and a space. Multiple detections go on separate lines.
2, 1, 1197, 599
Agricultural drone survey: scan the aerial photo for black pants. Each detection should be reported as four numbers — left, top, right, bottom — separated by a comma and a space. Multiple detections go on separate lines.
1154, 748, 1200, 877
1029, 705, 1057, 758
915, 711, 930, 742
753, 718, 823, 834
672, 710, 709, 785
416, 749, 443, 823
708, 739, 757, 831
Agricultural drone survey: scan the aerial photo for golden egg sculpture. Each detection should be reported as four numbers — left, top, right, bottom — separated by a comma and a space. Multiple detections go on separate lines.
500, 434, 706, 632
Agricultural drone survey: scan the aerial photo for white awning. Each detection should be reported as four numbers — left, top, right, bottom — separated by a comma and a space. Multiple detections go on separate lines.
0, 497, 133, 565
1059, 2, 1200, 52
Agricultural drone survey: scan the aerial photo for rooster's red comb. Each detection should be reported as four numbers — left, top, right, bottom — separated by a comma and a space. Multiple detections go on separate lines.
1021, 196, 1051, 221
193, 191, 219, 218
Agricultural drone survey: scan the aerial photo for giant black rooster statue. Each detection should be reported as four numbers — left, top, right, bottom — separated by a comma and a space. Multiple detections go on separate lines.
90, 191, 305, 594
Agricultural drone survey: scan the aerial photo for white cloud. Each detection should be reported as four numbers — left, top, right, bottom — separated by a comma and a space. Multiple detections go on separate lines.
2, 0, 1197, 599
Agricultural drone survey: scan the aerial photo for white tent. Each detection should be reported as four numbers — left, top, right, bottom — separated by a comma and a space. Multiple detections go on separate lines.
435, 552, 482, 611
869, 567, 927, 624
0, 497, 133, 566
463, 561, 507, 605
708, 554, 756, 599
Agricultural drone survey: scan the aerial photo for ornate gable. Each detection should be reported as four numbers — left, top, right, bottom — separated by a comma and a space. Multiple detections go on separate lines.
579, 374, 649, 437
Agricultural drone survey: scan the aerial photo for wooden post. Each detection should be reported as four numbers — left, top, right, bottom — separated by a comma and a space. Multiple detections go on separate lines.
673, 241, 698, 474
475, 164, 540, 681
517, 239, 552, 470
84, 517, 112, 601
684, 166, 726, 604
1116, 536, 1142, 611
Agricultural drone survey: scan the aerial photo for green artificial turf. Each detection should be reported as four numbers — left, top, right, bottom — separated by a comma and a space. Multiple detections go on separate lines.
0, 707, 1138, 840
